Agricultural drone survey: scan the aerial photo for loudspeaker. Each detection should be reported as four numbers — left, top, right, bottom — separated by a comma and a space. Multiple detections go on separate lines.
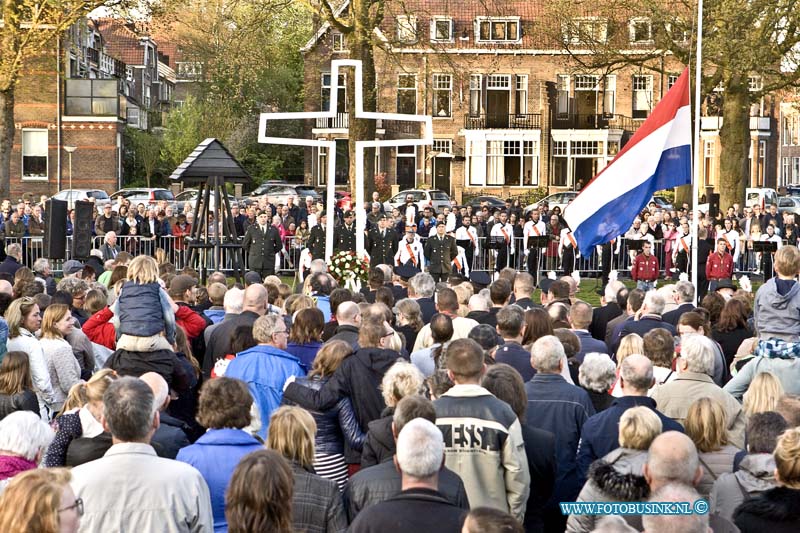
708, 193, 720, 219
72, 201, 94, 259
43, 199, 68, 259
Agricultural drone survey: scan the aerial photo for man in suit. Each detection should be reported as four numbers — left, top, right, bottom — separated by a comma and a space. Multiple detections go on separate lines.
242, 212, 282, 278
590, 280, 625, 342
101, 231, 122, 261
662, 280, 696, 326
616, 291, 677, 353
570, 301, 609, 363
367, 215, 398, 266
334, 210, 357, 253
423, 221, 458, 283
306, 211, 327, 260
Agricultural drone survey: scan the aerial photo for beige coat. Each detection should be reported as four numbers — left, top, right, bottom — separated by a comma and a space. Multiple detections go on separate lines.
650, 372, 746, 449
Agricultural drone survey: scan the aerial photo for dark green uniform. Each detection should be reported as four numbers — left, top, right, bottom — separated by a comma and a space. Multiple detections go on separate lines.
367, 227, 398, 266
424, 233, 458, 282
306, 224, 327, 259
334, 223, 357, 253
242, 224, 282, 277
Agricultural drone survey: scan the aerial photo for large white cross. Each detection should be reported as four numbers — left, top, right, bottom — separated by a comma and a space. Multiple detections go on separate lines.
258, 59, 433, 261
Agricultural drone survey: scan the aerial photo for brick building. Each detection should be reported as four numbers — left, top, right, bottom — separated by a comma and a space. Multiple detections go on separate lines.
301, 0, 780, 202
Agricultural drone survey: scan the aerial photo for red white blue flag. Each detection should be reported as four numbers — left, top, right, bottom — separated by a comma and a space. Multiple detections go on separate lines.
564, 68, 692, 256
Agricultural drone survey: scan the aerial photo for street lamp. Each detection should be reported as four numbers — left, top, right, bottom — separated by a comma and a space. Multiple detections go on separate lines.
63, 146, 77, 209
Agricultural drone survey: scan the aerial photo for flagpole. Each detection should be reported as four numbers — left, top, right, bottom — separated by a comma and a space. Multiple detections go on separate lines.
691, 0, 704, 304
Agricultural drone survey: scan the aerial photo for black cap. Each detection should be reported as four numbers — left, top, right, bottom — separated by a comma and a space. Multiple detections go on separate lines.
436, 220, 446, 227
378, 213, 388, 220
344, 210, 354, 218
538, 278, 554, 294
244, 271, 263, 285
469, 271, 491, 288
396, 264, 421, 280
714, 279, 736, 291
469, 324, 502, 351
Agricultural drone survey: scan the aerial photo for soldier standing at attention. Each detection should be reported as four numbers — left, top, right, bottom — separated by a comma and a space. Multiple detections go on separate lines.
367, 214, 398, 267
424, 220, 458, 282
334, 210, 357, 253
306, 211, 327, 260
706, 238, 734, 292
242, 212, 282, 278
632, 240, 659, 291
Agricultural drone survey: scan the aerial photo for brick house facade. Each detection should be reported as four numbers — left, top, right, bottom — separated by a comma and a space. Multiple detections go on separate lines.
301, 0, 780, 202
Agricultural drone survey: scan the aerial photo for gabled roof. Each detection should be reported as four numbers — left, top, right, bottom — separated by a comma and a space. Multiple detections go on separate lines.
94, 17, 147, 66
169, 138, 252, 184
301, 0, 350, 53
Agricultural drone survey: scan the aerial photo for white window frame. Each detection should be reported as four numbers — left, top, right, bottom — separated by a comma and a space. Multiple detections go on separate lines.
556, 74, 570, 117
783, 157, 791, 185
433, 139, 453, 155
629, 17, 653, 43
397, 15, 418, 43
331, 32, 346, 52
469, 74, 482, 116
668, 74, 680, 90
794, 157, 800, 183
21, 128, 48, 181
475, 17, 521, 43
563, 17, 608, 45
603, 75, 616, 115
430, 17, 454, 42
432, 73, 452, 118
397, 73, 417, 114
516, 75, 528, 115
632, 74, 654, 118
322, 72, 347, 113
748, 76, 763, 92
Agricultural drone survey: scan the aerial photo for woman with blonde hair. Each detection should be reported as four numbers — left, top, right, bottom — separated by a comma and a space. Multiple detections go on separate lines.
268, 406, 347, 532
361, 361, 425, 467
281, 340, 364, 489
394, 298, 423, 353
43, 369, 117, 467
609, 333, 644, 397
733, 427, 800, 531
39, 304, 81, 412
0, 468, 81, 533
743, 371, 785, 418
567, 406, 662, 533
685, 397, 741, 497
5, 296, 54, 417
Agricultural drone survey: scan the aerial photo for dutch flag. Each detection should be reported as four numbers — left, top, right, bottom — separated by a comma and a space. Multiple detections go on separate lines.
564, 67, 692, 256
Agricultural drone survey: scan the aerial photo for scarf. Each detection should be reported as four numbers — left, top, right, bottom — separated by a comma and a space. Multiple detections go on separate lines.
0, 455, 37, 481
756, 338, 800, 360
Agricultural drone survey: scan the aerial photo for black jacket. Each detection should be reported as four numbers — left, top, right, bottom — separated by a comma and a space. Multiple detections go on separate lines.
328, 324, 360, 350
590, 303, 622, 341
349, 488, 464, 533
0, 389, 38, 420
662, 302, 695, 326
202, 311, 260, 376
415, 297, 436, 324
151, 412, 191, 459
307, 224, 327, 259
344, 465, 469, 523
734, 486, 800, 533
360, 407, 395, 468
282, 347, 402, 450
522, 423, 557, 533
105, 348, 178, 386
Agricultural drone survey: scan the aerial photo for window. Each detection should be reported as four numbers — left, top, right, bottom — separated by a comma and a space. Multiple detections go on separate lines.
397, 74, 417, 114
783, 157, 791, 184
563, 18, 608, 45
794, 157, 800, 183
322, 73, 347, 113
487, 74, 511, 89
574, 75, 599, 90
127, 107, 140, 127
629, 18, 653, 43
469, 74, 482, 116
632, 75, 653, 118
748, 76, 763, 92
703, 139, 715, 186
432, 74, 452, 117
667, 74, 680, 90
431, 17, 453, 42
476, 18, 520, 42
516, 75, 528, 115
397, 15, 418, 43
557, 75, 570, 117
433, 139, 452, 154
21, 129, 48, 179
666, 21, 691, 43
572, 141, 601, 155
783, 114, 800, 146
65, 78, 119, 116
603, 75, 616, 115
331, 32, 345, 52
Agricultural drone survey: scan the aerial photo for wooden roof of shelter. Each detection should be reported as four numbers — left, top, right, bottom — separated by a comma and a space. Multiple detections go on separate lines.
168, 138, 252, 184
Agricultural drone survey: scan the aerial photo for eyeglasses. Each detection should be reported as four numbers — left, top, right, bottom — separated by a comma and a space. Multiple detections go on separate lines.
382, 331, 394, 338
59, 498, 84, 517
273, 329, 288, 337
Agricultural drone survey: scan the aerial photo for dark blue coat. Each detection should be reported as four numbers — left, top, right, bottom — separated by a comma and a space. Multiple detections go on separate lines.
575, 395, 685, 483
524, 373, 595, 507
176, 429, 264, 532
494, 341, 535, 381
573, 330, 610, 363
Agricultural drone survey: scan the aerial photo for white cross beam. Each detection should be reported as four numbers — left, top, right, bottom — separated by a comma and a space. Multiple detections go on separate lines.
258, 59, 433, 261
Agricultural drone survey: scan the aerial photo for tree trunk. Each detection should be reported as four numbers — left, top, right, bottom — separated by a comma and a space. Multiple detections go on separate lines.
673, 184, 692, 209
718, 85, 750, 211
0, 88, 14, 199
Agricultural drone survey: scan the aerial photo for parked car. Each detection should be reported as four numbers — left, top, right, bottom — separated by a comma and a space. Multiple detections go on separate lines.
110, 188, 177, 213
524, 191, 578, 215
651, 195, 674, 211
175, 189, 241, 214
249, 182, 323, 206
777, 196, 800, 216
383, 189, 452, 215
465, 195, 507, 210
51, 189, 112, 212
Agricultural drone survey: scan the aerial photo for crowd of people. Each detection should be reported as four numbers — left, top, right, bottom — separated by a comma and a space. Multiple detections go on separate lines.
1, 189, 800, 532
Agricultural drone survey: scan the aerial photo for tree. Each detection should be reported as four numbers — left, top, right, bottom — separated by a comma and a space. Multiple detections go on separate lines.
125, 127, 163, 187
539, 0, 800, 209
0, 0, 156, 197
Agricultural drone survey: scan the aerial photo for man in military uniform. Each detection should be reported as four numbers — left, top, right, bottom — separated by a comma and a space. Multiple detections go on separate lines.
632, 240, 659, 291
424, 221, 458, 282
242, 212, 282, 278
367, 215, 398, 266
334, 210, 357, 253
706, 238, 734, 292
306, 211, 327, 259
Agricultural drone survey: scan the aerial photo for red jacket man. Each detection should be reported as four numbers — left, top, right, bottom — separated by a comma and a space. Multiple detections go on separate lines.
632, 241, 659, 282
706, 239, 734, 282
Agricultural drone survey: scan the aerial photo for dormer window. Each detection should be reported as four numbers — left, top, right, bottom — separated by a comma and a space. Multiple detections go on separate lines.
629, 18, 653, 43
332, 32, 346, 52
431, 17, 453, 42
562, 17, 608, 45
475, 17, 520, 43
397, 15, 418, 43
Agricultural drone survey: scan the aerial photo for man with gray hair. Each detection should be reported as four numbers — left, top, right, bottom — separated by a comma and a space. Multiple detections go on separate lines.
408, 272, 436, 323
525, 335, 595, 531
618, 290, 677, 340
589, 280, 625, 341
225, 314, 305, 439
651, 335, 745, 448
349, 418, 466, 532
32, 257, 56, 295
576, 354, 683, 482
642, 483, 710, 533
0, 242, 22, 276
70, 377, 213, 531
662, 280, 696, 326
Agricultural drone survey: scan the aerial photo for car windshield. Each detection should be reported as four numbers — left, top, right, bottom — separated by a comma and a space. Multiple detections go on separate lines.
431, 191, 450, 200
87, 191, 109, 200
154, 190, 174, 200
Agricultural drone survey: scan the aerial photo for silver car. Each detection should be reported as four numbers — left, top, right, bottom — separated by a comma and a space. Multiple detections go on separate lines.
777, 196, 800, 216
248, 182, 323, 206
50, 188, 111, 212
524, 192, 578, 216
111, 188, 177, 213
383, 189, 452, 215
175, 189, 241, 213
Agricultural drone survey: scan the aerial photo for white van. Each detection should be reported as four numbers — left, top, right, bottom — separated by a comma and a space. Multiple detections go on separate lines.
746, 188, 778, 209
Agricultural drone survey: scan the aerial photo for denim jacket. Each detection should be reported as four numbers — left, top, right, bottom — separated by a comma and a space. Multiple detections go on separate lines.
113, 281, 175, 344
